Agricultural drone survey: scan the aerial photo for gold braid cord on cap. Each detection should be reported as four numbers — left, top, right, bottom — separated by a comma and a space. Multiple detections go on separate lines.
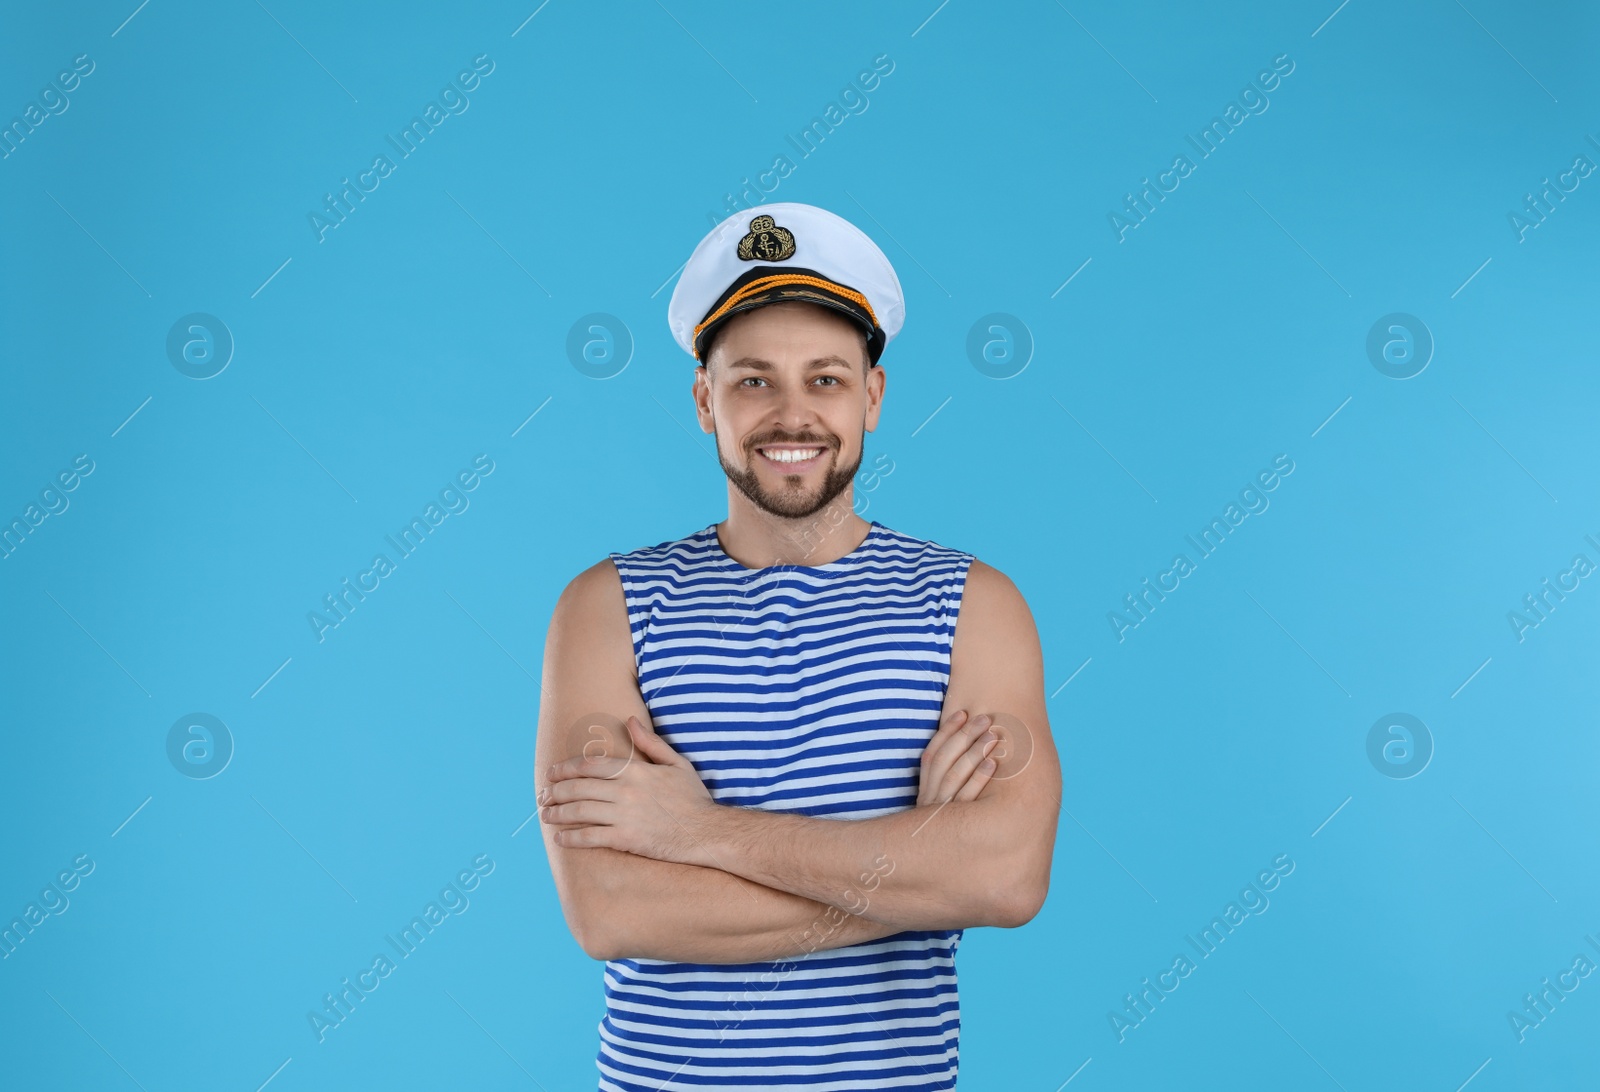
692, 274, 879, 359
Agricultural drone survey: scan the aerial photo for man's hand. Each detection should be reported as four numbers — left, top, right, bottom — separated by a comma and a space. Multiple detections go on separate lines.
541, 707, 999, 862
917, 708, 1001, 806
540, 715, 719, 862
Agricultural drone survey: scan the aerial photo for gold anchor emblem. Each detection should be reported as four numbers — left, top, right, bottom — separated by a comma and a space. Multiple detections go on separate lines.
736, 214, 797, 262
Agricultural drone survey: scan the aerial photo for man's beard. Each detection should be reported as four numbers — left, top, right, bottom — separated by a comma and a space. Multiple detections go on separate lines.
716, 428, 863, 522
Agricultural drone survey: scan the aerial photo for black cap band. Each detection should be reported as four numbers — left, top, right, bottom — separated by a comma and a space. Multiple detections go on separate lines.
693, 265, 886, 365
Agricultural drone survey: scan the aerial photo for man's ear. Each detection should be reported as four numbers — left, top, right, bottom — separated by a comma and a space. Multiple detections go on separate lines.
863, 363, 886, 431
692, 364, 715, 432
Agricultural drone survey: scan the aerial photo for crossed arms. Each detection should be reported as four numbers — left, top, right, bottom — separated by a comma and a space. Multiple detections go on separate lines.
533, 556, 1061, 964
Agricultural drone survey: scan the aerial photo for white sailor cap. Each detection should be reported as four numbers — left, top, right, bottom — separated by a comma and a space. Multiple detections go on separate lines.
667, 202, 906, 366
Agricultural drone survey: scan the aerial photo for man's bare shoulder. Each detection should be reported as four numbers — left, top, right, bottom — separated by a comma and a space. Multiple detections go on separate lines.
957, 558, 1038, 642
948, 556, 1049, 732
544, 556, 634, 679
538, 556, 644, 768
557, 556, 624, 611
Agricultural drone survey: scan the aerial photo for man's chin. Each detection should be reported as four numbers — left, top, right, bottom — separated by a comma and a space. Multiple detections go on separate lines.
733, 472, 847, 520
746, 488, 833, 521
717, 438, 864, 522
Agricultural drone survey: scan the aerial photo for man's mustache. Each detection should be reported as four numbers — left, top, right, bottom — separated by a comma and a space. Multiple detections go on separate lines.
749, 436, 836, 449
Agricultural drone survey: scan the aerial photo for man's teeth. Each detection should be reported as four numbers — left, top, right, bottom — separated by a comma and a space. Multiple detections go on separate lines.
761, 447, 824, 463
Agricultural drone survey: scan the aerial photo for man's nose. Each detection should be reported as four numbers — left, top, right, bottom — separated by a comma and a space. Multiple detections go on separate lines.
771, 385, 817, 431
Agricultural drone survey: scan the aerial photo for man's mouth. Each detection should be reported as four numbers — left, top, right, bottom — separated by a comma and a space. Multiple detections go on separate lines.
755, 444, 828, 470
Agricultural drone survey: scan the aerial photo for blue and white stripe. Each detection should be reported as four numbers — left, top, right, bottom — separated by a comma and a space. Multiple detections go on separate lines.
596, 519, 975, 1091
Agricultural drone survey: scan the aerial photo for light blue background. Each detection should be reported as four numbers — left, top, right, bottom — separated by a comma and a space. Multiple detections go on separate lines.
2, 1, 1598, 1089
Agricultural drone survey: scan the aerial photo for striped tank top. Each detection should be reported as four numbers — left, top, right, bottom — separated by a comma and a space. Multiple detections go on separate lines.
598, 518, 976, 1091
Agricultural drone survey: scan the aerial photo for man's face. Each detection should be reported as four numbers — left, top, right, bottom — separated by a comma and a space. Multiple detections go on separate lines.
693, 301, 885, 521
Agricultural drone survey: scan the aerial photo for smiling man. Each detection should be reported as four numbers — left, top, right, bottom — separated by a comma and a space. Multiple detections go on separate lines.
535, 202, 1061, 1090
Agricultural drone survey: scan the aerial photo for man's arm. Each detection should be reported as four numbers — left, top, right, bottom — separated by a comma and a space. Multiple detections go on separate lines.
546, 559, 1062, 933
538, 559, 912, 963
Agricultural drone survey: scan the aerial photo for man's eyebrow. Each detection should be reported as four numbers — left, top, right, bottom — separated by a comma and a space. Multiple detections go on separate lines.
724, 355, 855, 371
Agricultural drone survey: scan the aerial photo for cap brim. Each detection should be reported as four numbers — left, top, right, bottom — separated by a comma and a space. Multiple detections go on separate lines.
692, 267, 886, 365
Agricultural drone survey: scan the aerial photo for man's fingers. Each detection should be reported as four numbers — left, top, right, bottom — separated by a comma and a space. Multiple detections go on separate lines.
952, 756, 997, 802
917, 709, 970, 805
541, 800, 609, 825
625, 714, 683, 767
542, 777, 619, 805
919, 711, 993, 803
936, 730, 999, 801
917, 709, 971, 786
553, 825, 613, 849
548, 753, 629, 783
920, 709, 969, 763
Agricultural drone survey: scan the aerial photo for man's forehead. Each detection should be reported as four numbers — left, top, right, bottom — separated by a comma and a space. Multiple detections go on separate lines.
722, 354, 858, 371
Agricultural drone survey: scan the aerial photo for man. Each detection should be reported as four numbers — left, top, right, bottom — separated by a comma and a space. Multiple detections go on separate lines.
536, 202, 1060, 1090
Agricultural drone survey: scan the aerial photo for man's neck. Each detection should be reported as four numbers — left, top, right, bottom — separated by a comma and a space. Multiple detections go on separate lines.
716, 494, 870, 569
